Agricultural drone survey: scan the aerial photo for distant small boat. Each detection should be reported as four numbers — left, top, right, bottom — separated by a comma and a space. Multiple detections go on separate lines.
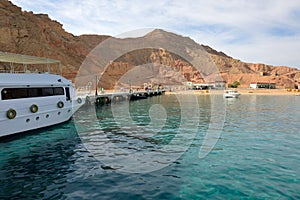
130, 93, 148, 101
223, 90, 240, 98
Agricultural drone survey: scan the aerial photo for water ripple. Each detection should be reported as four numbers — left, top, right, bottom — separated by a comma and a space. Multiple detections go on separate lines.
0, 95, 299, 199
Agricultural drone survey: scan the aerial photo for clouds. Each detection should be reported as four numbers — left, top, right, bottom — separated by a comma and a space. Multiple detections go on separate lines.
10, 0, 300, 68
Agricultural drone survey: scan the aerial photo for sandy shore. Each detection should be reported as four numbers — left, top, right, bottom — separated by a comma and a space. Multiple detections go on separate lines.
236, 88, 299, 96
165, 89, 300, 96
79, 88, 300, 96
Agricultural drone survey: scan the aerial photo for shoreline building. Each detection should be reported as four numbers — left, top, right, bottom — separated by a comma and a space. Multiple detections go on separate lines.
186, 81, 226, 90
250, 82, 276, 89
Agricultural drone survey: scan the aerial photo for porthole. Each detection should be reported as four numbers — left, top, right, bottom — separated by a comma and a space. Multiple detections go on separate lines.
30, 104, 38, 113
36, 116, 40, 121
57, 101, 64, 108
26, 118, 30, 123
46, 114, 49, 118
58, 111, 61, 115
6, 109, 17, 119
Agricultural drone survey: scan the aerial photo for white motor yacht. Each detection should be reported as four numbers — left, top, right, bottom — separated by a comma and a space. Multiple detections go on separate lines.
0, 52, 85, 137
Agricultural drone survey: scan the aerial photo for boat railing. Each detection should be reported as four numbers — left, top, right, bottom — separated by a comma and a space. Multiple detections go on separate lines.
0, 51, 62, 75
0, 69, 46, 74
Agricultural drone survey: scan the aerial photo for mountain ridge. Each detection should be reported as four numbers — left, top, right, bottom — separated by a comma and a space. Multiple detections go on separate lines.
1, 0, 300, 89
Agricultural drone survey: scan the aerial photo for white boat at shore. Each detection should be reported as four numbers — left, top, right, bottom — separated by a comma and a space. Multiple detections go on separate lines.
223, 90, 241, 98
0, 52, 85, 138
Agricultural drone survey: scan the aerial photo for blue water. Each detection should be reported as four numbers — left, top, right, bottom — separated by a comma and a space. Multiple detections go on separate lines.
0, 95, 299, 199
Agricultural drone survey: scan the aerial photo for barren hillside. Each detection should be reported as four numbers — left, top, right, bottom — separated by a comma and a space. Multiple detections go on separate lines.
1, 0, 299, 89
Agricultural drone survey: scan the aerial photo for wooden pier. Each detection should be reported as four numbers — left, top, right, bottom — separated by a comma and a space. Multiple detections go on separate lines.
84, 90, 165, 106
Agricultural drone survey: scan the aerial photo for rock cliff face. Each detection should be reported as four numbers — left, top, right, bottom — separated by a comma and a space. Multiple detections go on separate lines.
209, 53, 300, 88
1, 0, 300, 89
0, 0, 109, 77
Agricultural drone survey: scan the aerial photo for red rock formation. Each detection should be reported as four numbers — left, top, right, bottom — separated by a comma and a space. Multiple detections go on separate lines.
0, 0, 109, 80
1, 0, 299, 89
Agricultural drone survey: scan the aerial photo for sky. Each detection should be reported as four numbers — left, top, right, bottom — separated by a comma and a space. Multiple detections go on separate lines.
10, 0, 300, 68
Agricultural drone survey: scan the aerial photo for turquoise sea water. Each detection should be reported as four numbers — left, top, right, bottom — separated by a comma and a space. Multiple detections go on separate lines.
0, 95, 299, 199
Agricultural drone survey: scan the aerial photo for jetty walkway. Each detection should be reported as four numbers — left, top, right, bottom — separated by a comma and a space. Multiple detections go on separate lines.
83, 90, 165, 106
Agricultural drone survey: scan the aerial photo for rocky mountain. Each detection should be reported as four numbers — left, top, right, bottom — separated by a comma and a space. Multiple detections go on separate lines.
1, 0, 300, 89
0, 0, 109, 77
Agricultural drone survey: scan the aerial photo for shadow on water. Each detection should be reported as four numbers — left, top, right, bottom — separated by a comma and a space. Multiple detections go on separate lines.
0, 120, 73, 143
93, 96, 183, 145
0, 120, 82, 199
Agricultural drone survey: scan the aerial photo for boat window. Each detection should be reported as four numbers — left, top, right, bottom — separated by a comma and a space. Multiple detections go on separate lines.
2, 89, 12, 99
28, 88, 39, 97
4, 88, 27, 99
1, 87, 65, 100
54, 87, 64, 95
42, 88, 54, 96
65, 87, 71, 101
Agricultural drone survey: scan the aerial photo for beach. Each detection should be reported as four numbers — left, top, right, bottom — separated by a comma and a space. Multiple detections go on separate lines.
165, 88, 300, 96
